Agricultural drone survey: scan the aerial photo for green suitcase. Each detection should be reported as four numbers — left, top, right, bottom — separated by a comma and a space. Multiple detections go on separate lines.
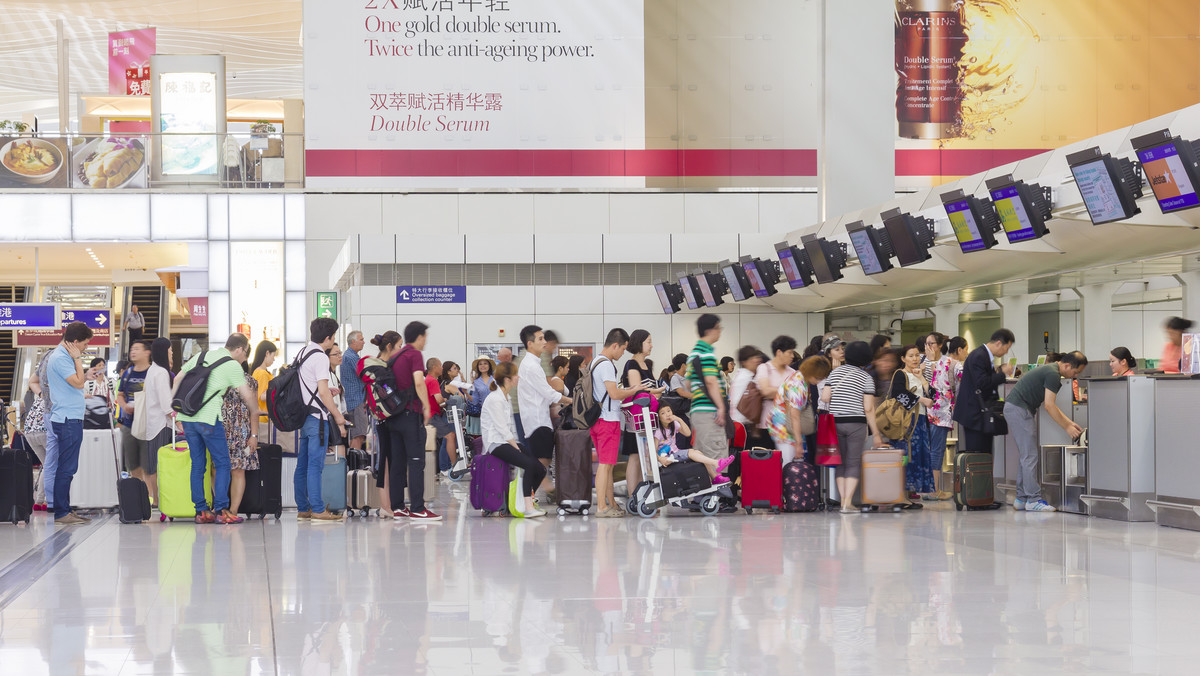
954, 452, 998, 511
157, 435, 214, 520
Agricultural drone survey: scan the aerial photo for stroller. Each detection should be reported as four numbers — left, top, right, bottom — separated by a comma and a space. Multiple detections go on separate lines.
623, 401, 726, 518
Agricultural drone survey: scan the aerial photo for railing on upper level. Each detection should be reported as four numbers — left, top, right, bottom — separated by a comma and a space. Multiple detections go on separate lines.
0, 131, 304, 190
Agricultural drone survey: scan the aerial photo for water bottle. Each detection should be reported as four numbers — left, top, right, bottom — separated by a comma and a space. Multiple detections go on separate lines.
120, 471, 131, 480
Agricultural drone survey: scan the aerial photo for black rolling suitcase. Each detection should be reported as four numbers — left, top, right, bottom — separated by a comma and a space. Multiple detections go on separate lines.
240, 443, 284, 520
111, 430, 152, 524
0, 446, 34, 525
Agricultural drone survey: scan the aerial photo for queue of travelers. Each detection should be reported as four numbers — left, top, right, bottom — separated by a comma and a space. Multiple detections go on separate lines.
25, 309, 1169, 525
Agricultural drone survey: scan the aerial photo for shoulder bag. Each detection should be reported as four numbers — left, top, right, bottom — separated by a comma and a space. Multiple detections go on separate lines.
814, 413, 841, 466
976, 388, 1008, 436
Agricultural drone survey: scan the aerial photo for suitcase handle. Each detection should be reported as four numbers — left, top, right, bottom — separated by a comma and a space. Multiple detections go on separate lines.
748, 448, 775, 461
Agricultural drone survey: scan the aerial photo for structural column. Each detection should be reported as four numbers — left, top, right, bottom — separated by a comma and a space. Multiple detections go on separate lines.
996, 294, 1035, 365
929, 303, 968, 338
1075, 282, 1124, 362
1174, 271, 1200, 324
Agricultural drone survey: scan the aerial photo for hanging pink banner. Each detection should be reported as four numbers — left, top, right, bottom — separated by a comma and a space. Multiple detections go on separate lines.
108, 28, 156, 96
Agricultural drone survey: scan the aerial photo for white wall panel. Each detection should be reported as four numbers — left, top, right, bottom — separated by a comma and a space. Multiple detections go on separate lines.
0, 195, 70, 240
604, 234, 671, 263
608, 193, 685, 234
285, 194, 306, 239
458, 194, 535, 235
395, 234, 465, 264
229, 195, 284, 240
534, 194, 609, 234
382, 194, 460, 235
285, 291, 307, 342
604, 286, 667, 315
467, 234, 533, 264
534, 234, 604, 264
672, 233, 739, 264
738, 233, 788, 260
535, 286, 604, 313
305, 194, 382, 238
73, 193, 150, 240
358, 235, 397, 264
287, 241, 308, 292
467, 286, 534, 315
359, 286, 398, 315
151, 194, 207, 240
759, 193, 818, 233
467, 314, 536, 346
207, 241, 229, 291
534, 314, 606, 348
683, 193, 759, 234
207, 194, 229, 239
208, 292, 230, 344
354, 315, 400, 346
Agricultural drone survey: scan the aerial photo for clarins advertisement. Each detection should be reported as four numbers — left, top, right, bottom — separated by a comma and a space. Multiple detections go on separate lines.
895, 0, 1200, 183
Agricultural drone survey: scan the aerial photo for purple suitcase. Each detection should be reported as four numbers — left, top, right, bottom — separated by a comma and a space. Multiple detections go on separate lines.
470, 452, 510, 515
782, 460, 820, 512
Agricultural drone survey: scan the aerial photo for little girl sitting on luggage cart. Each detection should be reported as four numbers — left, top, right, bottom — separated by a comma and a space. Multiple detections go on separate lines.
653, 404, 734, 484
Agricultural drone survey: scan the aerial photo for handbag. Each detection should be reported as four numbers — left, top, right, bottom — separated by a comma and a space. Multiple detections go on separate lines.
797, 405, 817, 437
736, 379, 763, 423
876, 372, 918, 441
659, 393, 690, 415
815, 413, 841, 466
977, 389, 1008, 436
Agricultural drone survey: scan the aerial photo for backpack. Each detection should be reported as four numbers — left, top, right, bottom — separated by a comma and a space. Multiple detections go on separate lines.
265, 348, 324, 432
172, 351, 234, 417
356, 355, 414, 421
875, 371, 917, 441
572, 358, 612, 429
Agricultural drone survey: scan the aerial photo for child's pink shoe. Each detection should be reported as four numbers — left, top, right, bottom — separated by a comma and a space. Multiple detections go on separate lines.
716, 456, 735, 473
712, 474, 731, 485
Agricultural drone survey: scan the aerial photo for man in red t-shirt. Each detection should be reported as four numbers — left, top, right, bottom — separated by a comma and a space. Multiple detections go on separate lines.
385, 321, 441, 522
424, 357, 458, 476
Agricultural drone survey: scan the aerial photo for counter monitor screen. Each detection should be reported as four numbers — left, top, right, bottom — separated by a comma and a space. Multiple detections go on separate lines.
801, 235, 845, 284
944, 198, 986, 252
1135, 140, 1200, 213
846, 222, 892, 275
720, 260, 753, 302
654, 281, 680, 314
742, 259, 769, 297
677, 273, 701, 310
1071, 159, 1127, 223
881, 210, 932, 267
695, 271, 724, 307
774, 242, 814, 289
985, 177, 1050, 244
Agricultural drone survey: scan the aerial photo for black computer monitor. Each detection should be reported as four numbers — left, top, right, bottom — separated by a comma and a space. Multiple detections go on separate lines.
1066, 146, 1143, 225
846, 221, 893, 275
774, 242, 815, 289
1131, 129, 1200, 214
694, 270, 726, 307
719, 259, 753, 301
940, 189, 999, 253
653, 280, 683, 314
801, 234, 846, 284
677, 272, 702, 310
985, 175, 1052, 244
739, 256, 779, 298
880, 208, 934, 267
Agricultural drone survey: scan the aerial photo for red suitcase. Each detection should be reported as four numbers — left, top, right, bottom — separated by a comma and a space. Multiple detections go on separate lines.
740, 448, 783, 514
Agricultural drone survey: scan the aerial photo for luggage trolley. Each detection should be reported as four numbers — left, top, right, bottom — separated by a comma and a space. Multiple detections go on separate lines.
447, 405, 473, 481
623, 402, 724, 518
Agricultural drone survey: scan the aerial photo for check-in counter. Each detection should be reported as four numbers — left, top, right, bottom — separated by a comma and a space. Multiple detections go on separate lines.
1080, 376, 1156, 521
1147, 375, 1200, 530
1038, 381, 1085, 511
994, 381, 1018, 501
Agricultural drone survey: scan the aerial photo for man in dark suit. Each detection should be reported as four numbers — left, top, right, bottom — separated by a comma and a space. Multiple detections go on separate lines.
953, 328, 1016, 454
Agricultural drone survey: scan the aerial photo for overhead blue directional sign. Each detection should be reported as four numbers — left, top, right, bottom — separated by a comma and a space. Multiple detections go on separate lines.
396, 286, 467, 304
61, 309, 111, 330
0, 303, 59, 329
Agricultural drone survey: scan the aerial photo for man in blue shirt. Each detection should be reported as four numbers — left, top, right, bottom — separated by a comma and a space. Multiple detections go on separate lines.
47, 322, 94, 525
340, 330, 368, 454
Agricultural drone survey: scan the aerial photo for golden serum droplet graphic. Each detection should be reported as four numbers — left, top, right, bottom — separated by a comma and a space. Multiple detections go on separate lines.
954, 0, 1041, 140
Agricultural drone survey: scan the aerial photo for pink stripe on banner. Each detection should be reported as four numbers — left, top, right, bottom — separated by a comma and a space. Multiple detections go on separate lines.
304, 148, 1047, 178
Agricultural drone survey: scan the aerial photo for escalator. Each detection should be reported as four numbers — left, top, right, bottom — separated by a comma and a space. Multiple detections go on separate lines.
128, 286, 165, 339
0, 286, 27, 405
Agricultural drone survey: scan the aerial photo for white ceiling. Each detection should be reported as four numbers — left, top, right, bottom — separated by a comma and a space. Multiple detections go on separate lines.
0, 1, 302, 127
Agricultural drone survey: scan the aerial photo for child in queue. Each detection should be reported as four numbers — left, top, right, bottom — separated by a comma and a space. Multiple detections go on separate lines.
652, 404, 734, 483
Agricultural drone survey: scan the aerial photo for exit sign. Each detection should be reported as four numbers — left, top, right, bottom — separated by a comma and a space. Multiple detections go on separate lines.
315, 291, 338, 320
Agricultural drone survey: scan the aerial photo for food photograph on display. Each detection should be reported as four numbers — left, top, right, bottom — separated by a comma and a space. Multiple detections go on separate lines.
0, 137, 70, 188
72, 137, 148, 188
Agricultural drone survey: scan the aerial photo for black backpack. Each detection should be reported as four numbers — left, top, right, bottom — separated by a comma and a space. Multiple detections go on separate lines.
571, 358, 612, 429
171, 351, 234, 417
266, 349, 325, 432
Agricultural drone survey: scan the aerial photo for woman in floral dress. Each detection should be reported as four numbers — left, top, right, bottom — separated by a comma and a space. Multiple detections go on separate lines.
224, 365, 259, 515
927, 336, 968, 501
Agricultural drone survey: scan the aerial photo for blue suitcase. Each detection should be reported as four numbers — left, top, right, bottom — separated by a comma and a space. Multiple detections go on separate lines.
322, 455, 347, 513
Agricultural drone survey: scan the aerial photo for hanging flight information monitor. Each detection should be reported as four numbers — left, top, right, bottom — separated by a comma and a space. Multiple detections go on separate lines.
940, 189, 1000, 253
774, 242, 815, 289
845, 221, 893, 275
1066, 146, 1143, 225
1131, 130, 1200, 214
984, 175, 1052, 244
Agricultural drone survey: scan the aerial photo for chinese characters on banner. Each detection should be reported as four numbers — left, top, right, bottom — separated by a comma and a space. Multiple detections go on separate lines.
108, 28, 156, 96
188, 298, 209, 326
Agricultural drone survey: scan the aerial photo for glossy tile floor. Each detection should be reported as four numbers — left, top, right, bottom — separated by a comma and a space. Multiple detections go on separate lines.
3, 483, 1200, 676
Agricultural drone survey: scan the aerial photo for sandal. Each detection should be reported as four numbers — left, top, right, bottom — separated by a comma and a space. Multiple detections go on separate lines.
899, 502, 924, 510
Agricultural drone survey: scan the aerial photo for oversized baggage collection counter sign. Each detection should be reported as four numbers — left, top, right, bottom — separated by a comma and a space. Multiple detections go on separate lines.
304, 0, 645, 188
397, 286, 466, 303
15, 309, 113, 348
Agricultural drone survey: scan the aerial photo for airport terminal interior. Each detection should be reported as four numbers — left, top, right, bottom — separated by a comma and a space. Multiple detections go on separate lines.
3, 0, 1200, 673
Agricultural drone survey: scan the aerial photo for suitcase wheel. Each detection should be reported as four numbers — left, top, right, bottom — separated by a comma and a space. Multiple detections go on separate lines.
259, 514, 266, 520
482, 510, 493, 517
275, 510, 283, 520
955, 502, 963, 511
580, 507, 590, 517
556, 507, 567, 517
745, 507, 752, 515
700, 496, 720, 516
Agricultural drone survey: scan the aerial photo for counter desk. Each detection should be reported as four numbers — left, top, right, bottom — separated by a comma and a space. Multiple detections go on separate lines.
1079, 376, 1156, 522
1147, 375, 1200, 530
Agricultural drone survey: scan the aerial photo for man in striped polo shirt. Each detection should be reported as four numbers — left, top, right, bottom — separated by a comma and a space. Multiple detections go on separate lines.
685, 313, 728, 460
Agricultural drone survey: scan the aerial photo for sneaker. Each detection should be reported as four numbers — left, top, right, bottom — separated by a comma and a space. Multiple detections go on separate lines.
716, 456, 736, 473
73, 512, 92, 522
712, 475, 731, 485
310, 510, 344, 523
525, 507, 547, 519
839, 506, 859, 514
216, 510, 245, 524
55, 513, 85, 525
597, 508, 626, 518
392, 508, 411, 520
194, 511, 217, 524
297, 511, 312, 520
409, 509, 443, 522
1012, 498, 1026, 511
1024, 500, 1056, 512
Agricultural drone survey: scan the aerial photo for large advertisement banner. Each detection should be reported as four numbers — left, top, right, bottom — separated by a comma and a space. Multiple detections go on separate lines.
304, 0, 645, 188
108, 28, 156, 96
0, 136, 148, 189
893, 0, 1200, 184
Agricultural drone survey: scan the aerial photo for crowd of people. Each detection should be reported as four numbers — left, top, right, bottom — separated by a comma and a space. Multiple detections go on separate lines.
22, 309, 1190, 525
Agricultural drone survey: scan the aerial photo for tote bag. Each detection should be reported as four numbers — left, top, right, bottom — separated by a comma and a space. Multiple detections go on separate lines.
815, 413, 841, 466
